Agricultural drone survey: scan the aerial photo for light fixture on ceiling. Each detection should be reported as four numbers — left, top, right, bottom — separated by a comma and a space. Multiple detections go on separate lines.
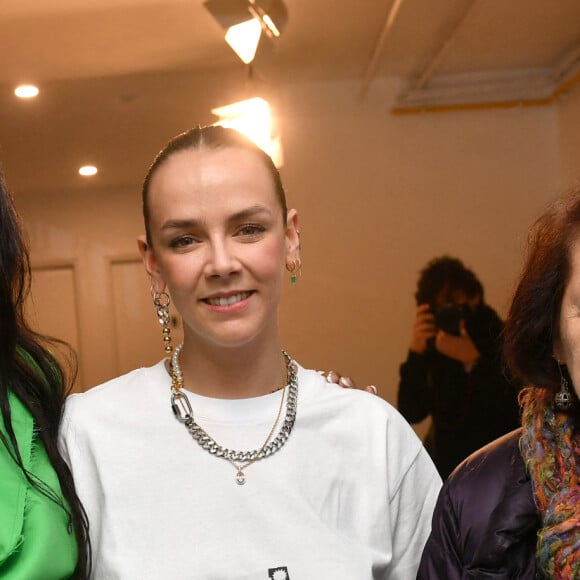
211, 97, 283, 167
14, 85, 39, 99
224, 18, 262, 64
79, 165, 98, 177
203, 0, 288, 64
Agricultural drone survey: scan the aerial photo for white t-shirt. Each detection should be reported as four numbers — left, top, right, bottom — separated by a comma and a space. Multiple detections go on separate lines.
59, 360, 441, 580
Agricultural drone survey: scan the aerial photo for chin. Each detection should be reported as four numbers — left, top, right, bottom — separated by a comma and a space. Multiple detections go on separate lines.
186, 311, 278, 349
199, 325, 270, 350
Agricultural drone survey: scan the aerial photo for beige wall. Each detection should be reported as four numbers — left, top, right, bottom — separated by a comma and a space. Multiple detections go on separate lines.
558, 84, 580, 189
17, 76, 574, 408
277, 78, 560, 399
20, 184, 145, 389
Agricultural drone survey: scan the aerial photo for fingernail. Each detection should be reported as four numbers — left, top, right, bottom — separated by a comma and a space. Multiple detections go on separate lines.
340, 376, 354, 388
325, 371, 339, 383
367, 385, 378, 395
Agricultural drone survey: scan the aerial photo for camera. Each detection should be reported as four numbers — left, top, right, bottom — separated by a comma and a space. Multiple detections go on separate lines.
434, 303, 468, 336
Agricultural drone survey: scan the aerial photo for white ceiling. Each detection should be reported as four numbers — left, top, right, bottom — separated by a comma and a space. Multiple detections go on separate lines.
1, 0, 579, 194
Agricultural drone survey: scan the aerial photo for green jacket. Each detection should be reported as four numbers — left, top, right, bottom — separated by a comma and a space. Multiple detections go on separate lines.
0, 390, 78, 579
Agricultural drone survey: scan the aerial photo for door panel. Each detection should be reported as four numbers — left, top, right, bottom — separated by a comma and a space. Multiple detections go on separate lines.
27, 265, 82, 391
111, 259, 182, 376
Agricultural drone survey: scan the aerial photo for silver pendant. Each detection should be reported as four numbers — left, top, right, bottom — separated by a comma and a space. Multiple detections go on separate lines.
235, 469, 246, 485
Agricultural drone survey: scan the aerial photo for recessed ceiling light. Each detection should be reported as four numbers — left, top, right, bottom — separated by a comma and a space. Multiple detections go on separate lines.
15, 85, 39, 98
79, 165, 98, 176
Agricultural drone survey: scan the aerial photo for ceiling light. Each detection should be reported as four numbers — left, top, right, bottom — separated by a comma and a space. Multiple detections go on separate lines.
203, 0, 288, 64
15, 85, 39, 99
225, 18, 262, 64
79, 165, 98, 177
211, 97, 283, 167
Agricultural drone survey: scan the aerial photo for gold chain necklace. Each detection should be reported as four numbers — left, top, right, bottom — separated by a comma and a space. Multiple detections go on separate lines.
225, 386, 286, 484
169, 345, 298, 485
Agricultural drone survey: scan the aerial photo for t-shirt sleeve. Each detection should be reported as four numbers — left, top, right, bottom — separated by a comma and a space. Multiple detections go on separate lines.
57, 395, 76, 468
385, 412, 442, 579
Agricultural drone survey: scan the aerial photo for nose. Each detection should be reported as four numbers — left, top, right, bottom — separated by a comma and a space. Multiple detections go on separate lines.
204, 238, 239, 278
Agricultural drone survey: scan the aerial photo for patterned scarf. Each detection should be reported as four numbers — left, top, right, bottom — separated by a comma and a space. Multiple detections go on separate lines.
520, 387, 580, 579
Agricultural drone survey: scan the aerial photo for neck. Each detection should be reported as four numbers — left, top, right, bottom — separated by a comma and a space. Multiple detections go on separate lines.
172, 338, 288, 399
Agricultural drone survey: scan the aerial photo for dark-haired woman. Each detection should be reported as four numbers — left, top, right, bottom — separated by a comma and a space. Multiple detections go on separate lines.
418, 189, 580, 578
0, 167, 89, 578
59, 126, 441, 579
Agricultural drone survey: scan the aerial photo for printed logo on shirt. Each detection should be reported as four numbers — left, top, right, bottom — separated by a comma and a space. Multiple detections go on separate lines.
268, 566, 290, 580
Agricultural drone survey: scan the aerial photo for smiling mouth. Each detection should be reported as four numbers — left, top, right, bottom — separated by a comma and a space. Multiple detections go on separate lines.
203, 291, 252, 306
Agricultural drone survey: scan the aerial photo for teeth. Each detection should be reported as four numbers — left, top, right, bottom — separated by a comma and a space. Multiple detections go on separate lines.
206, 292, 250, 306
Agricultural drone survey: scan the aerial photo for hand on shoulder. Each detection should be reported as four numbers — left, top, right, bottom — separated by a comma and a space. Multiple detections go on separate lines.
318, 370, 378, 395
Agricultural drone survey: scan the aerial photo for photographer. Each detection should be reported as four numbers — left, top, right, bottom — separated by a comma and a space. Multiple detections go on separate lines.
397, 256, 520, 478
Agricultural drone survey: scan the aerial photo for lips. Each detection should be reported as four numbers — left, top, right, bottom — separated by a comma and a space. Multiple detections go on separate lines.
203, 291, 252, 307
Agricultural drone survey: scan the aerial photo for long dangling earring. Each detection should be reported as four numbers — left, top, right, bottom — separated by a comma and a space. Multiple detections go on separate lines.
555, 362, 573, 411
153, 291, 173, 354
285, 259, 302, 285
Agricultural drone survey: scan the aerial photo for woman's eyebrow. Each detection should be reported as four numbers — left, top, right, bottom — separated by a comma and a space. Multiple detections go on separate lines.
160, 218, 202, 232
159, 206, 273, 232
228, 205, 273, 222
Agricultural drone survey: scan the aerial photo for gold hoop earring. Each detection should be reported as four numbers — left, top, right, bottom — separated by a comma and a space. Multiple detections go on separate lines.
285, 259, 302, 285
153, 291, 173, 354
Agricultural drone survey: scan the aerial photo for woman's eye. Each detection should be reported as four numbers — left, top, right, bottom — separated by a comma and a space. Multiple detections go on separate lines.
169, 235, 196, 249
237, 224, 266, 237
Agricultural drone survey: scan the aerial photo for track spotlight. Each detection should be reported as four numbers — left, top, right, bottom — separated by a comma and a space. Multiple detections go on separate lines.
203, 0, 288, 64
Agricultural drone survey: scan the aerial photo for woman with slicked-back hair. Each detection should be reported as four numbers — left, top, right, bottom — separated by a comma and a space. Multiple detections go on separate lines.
0, 166, 90, 578
418, 187, 580, 579
59, 125, 441, 579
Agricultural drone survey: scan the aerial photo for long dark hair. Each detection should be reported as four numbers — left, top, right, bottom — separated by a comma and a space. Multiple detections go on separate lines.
0, 167, 90, 577
503, 189, 580, 392
503, 187, 580, 578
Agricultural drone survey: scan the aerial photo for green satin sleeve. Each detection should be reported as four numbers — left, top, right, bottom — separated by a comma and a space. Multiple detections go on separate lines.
0, 391, 78, 579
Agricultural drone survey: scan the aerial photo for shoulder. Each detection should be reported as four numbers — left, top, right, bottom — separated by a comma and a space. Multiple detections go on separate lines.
67, 360, 167, 404
452, 427, 521, 471
296, 363, 435, 476
431, 429, 531, 553
61, 360, 169, 434
296, 363, 409, 424
298, 366, 441, 494
445, 429, 522, 505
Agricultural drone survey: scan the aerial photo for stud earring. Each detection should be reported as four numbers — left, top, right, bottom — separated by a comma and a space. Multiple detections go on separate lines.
285, 259, 302, 285
153, 291, 173, 354
555, 362, 573, 411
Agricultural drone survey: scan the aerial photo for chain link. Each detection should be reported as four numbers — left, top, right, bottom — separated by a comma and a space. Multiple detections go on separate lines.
169, 347, 298, 477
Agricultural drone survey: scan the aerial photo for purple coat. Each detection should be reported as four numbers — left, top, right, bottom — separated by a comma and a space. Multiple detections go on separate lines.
417, 429, 542, 579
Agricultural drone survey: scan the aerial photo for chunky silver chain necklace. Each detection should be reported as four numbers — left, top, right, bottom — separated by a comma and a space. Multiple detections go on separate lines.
169, 344, 298, 485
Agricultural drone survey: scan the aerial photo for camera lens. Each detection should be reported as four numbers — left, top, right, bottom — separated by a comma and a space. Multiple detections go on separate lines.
435, 304, 465, 336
